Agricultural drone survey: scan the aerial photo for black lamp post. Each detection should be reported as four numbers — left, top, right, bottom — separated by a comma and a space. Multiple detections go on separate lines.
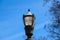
23, 9, 35, 40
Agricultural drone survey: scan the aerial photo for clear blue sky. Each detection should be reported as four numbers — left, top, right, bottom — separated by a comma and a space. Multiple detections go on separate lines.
0, 0, 55, 40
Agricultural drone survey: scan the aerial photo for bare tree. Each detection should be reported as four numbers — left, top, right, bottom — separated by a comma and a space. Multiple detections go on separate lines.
44, 0, 60, 40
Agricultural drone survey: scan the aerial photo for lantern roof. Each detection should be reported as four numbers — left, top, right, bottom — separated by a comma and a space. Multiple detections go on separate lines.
27, 9, 32, 15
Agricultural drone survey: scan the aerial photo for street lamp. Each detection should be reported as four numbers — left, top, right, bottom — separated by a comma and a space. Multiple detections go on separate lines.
23, 9, 35, 40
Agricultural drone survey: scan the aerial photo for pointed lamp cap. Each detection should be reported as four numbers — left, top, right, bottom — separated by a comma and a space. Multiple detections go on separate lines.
27, 9, 32, 15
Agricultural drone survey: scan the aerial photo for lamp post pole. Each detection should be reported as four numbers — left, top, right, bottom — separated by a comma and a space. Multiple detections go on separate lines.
23, 9, 35, 40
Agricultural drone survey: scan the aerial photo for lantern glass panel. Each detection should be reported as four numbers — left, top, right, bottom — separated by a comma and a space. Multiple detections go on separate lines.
25, 16, 33, 26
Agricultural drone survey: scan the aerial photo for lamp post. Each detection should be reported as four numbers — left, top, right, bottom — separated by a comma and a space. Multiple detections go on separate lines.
23, 9, 35, 40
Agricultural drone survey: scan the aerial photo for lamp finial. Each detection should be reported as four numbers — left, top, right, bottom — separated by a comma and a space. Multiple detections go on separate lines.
28, 9, 30, 11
